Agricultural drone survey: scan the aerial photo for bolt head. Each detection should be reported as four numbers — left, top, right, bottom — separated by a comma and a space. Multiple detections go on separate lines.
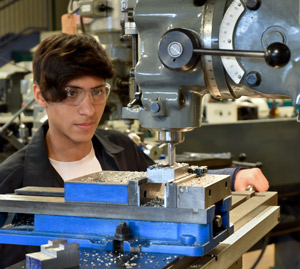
246, 72, 261, 87
151, 102, 160, 113
246, 0, 261, 10
168, 42, 183, 58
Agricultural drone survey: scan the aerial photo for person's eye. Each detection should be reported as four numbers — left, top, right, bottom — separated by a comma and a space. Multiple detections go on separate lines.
92, 87, 104, 96
66, 87, 78, 97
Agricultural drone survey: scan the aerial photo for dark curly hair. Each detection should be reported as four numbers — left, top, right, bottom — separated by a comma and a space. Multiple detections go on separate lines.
33, 33, 114, 102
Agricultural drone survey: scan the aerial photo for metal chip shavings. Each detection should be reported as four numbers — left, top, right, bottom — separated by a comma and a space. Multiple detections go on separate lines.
79, 249, 178, 267
68, 171, 147, 184
142, 197, 164, 207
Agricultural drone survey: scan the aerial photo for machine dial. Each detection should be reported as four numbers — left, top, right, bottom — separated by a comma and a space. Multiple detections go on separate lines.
219, 0, 246, 84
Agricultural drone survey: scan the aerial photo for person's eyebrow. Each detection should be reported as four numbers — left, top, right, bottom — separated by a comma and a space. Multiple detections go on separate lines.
66, 84, 106, 89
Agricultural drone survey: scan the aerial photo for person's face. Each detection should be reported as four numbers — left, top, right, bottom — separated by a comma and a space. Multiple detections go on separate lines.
34, 76, 107, 146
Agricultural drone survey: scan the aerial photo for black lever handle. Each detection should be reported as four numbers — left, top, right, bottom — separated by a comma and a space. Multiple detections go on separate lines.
193, 42, 291, 69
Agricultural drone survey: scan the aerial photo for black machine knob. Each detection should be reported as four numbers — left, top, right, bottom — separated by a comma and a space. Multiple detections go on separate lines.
264, 42, 291, 69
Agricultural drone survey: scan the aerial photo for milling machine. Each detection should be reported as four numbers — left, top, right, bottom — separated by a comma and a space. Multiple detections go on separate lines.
2, 0, 298, 267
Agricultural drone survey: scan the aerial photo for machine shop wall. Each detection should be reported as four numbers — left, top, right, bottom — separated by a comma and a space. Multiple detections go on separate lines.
0, 0, 69, 66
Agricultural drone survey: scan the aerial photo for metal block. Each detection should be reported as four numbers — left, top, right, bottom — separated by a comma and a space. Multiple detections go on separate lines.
147, 163, 189, 183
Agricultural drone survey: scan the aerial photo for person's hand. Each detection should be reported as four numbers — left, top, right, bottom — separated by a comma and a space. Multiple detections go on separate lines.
234, 168, 269, 192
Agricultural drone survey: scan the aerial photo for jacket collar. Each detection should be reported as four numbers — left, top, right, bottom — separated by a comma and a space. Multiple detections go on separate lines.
23, 123, 63, 187
23, 122, 125, 185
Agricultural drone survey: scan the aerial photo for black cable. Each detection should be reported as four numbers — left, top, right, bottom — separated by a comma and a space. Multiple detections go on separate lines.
250, 233, 271, 269
80, 15, 86, 33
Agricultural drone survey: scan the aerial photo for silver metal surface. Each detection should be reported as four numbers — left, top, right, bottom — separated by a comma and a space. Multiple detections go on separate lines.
200, 206, 279, 269
165, 192, 279, 268
167, 143, 176, 166
0, 194, 213, 224
158, 130, 185, 144
146, 163, 189, 183
194, 48, 265, 58
175, 174, 231, 210
230, 191, 278, 231
157, 131, 185, 165
15, 187, 64, 197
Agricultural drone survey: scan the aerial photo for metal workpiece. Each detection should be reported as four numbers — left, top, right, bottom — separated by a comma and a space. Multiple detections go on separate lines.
26, 239, 79, 269
146, 162, 189, 183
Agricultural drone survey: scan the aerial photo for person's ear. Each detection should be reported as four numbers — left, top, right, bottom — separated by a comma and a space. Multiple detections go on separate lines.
33, 84, 48, 108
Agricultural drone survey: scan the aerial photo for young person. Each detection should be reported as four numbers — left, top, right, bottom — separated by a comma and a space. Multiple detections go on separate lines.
0, 33, 268, 267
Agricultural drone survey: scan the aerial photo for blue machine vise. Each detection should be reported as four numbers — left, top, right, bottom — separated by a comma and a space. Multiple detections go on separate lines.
0, 164, 233, 257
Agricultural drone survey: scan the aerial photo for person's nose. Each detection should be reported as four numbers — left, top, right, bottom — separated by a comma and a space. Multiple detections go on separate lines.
78, 92, 95, 116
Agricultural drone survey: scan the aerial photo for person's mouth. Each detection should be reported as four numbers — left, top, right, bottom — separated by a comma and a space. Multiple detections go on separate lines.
75, 122, 95, 130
